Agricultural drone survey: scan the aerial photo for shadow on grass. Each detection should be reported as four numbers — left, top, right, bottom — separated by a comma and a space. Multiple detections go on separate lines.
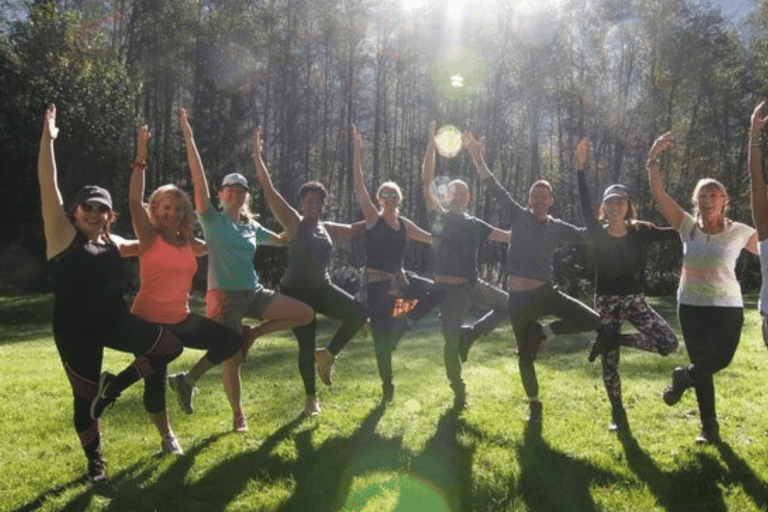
716, 442, 768, 510
617, 428, 728, 511
515, 422, 623, 512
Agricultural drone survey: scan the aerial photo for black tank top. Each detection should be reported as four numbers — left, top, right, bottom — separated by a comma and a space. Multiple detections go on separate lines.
280, 220, 333, 288
50, 230, 128, 328
365, 217, 406, 273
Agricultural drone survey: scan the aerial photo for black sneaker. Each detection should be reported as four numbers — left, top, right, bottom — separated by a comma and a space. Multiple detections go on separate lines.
588, 324, 619, 363
382, 382, 395, 404
458, 326, 474, 363
86, 457, 107, 483
695, 418, 721, 444
527, 400, 543, 424
663, 367, 694, 406
90, 372, 119, 420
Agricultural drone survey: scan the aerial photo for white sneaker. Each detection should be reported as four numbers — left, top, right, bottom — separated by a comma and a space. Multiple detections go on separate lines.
303, 395, 321, 416
161, 433, 184, 455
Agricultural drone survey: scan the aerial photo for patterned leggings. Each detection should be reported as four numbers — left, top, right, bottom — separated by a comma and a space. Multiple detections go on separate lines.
595, 294, 678, 409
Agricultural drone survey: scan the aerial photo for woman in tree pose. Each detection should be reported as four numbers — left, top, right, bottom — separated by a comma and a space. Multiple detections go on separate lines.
251, 127, 367, 415
574, 139, 678, 432
749, 101, 768, 350
38, 105, 183, 482
423, 123, 511, 410
181, 108, 313, 432
353, 124, 442, 403
127, 124, 241, 454
648, 131, 757, 444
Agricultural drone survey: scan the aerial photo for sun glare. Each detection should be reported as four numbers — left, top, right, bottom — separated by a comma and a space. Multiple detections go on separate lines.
402, 0, 425, 11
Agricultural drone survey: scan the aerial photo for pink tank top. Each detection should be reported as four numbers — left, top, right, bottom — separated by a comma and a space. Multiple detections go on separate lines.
131, 236, 197, 324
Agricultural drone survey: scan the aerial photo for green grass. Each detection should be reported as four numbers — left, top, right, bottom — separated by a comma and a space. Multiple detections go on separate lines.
3, 294, 768, 511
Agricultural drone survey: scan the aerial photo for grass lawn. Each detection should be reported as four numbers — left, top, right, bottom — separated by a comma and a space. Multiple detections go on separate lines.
2, 293, 768, 511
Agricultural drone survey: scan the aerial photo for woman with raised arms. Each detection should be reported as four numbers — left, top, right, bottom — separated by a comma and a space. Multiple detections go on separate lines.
127, 123, 241, 453
251, 126, 367, 415
648, 130, 757, 444
181, 108, 313, 432
38, 105, 183, 482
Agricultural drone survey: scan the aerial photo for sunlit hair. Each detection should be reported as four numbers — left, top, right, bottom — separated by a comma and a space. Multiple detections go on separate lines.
147, 184, 195, 242
219, 185, 259, 223
598, 197, 636, 222
377, 181, 402, 202
299, 181, 328, 202
691, 178, 729, 221
529, 179, 553, 196
69, 204, 117, 237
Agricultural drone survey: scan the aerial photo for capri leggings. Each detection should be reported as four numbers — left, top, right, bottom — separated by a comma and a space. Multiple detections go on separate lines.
54, 307, 182, 459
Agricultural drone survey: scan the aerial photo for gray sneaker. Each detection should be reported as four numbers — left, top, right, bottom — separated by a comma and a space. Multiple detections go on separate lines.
169, 373, 196, 414
161, 433, 184, 455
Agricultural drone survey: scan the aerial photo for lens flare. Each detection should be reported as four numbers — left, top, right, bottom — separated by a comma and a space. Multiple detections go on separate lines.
434, 125, 462, 158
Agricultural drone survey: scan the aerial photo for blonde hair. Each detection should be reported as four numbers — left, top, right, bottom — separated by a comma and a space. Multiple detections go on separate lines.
376, 181, 402, 202
691, 178, 729, 221
147, 184, 196, 242
218, 185, 259, 223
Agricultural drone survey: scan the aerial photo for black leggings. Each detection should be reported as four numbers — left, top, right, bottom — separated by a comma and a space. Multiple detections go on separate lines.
143, 313, 241, 413
281, 283, 367, 395
678, 304, 743, 421
54, 307, 183, 460
367, 273, 444, 386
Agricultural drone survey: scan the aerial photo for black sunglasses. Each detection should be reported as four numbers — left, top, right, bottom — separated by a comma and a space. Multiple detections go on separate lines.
81, 202, 111, 214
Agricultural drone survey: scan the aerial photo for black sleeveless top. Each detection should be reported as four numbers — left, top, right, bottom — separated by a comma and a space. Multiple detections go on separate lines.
280, 220, 333, 288
50, 230, 129, 333
365, 217, 407, 273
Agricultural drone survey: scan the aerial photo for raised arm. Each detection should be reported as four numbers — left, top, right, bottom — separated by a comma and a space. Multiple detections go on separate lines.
37, 105, 76, 260
352, 125, 379, 226
179, 107, 210, 214
422, 121, 440, 213
463, 129, 523, 217
250, 127, 301, 239
749, 101, 768, 241
646, 131, 684, 230
128, 125, 156, 251
574, 138, 601, 233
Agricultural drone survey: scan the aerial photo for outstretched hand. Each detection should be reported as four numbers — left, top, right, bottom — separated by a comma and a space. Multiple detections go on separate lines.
649, 131, 674, 160
136, 124, 151, 163
252, 127, 264, 160
461, 129, 483, 160
178, 106, 192, 137
44, 104, 58, 140
351, 124, 362, 147
574, 138, 589, 171
751, 101, 768, 138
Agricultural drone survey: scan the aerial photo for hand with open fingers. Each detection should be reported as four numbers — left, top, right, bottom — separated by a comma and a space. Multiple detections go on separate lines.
461, 129, 484, 159
751, 101, 768, 137
134, 124, 151, 167
574, 138, 589, 171
649, 131, 675, 160
351, 124, 362, 146
44, 104, 58, 140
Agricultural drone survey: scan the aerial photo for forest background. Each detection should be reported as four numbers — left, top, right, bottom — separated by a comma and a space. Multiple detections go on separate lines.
2, 0, 768, 297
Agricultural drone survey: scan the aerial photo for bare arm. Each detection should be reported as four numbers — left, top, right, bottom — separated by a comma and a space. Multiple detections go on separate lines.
180, 107, 211, 214
489, 228, 512, 244
749, 101, 768, 241
261, 227, 288, 247
462, 129, 494, 181
422, 121, 440, 213
128, 125, 156, 252
37, 105, 76, 260
647, 131, 684, 230
746, 231, 759, 256
251, 127, 301, 239
324, 221, 359, 243
402, 217, 431, 244
352, 125, 379, 226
